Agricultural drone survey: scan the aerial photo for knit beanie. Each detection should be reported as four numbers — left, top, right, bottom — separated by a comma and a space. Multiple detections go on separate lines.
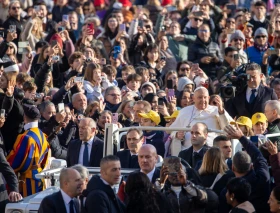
254, 27, 268, 38
230, 30, 245, 42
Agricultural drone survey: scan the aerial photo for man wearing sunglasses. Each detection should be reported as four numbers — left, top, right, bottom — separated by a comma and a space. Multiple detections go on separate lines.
2, 1, 24, 46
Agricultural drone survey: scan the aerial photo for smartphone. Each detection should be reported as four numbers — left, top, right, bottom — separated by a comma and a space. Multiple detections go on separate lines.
9, 25, 16, 33
163, 157, 181, 175
0, 30, 4, 38
51, 40, 58, 47
112, 113, 118, 124
0, 109, 5, 117
119, 24, 126, 32
250, 136, 259, 147
18, 41, 29, 48
35, 93, 42, 99
62, 15, 69, 22
193, 11, 204, 17
34, 5, 40, 12
158, 98, 165, 106
74, 76, 84, 83
192, 63, 199, 70
160, 56, 166, 61
138, 20, 144, 28
57, 26, 65, 32
100, 58, 106, 65
87, 23, 94, 35
258, 135, 268, 145
233, 54, 240, 60
113, 46, 121, 59
52, 55, 60, 61
101, 76, 106, 81
58, 103, 64, 112
168, 89, 175, 97
227, 4, 237, 10
167, 79, 173, 89
269, 49, 278, 55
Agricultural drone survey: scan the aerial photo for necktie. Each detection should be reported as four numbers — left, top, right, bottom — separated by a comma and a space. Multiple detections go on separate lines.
192, 152, 200, 168
69, 200, 75, 213
83, 142, 89, 166
249, 89, 256, 103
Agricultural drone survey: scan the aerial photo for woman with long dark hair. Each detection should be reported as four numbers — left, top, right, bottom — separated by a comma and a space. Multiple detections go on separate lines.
125, 172, 172, 213
268, 186, 280, 213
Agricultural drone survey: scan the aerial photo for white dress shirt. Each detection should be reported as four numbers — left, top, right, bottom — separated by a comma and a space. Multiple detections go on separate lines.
60, 189, 76, 213
78, 137, 94, 165
246, 86, 259, 103
141, 167, 155, 182
170, 105, 233, 148
24, 121, 38, 130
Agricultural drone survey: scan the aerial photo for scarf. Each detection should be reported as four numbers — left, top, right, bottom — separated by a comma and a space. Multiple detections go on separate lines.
254, 42, 269, 52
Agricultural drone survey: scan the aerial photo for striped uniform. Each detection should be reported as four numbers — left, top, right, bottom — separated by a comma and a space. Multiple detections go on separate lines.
7, 127, 49, 197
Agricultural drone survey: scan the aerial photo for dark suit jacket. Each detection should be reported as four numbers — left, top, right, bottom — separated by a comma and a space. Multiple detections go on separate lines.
178, 145, 210, 168
38, 191, 79, 213
116, 150, 140, 169
134, 168, 161, 184
225, 85, 277, 119
67, 136, 104, 167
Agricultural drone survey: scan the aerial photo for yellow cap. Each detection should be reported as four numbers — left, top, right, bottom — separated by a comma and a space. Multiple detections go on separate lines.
251, 113, 267, 125
230, 116, 252, 129
164, 110, 180, 119
139, 110, 161, 125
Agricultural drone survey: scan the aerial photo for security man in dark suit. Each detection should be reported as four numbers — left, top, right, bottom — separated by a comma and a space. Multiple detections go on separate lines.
116, 128, 143, 169
39, 168, 82, 213
67, 118, 104, 167
225, 63, 277, 119
178, 122, 210, 168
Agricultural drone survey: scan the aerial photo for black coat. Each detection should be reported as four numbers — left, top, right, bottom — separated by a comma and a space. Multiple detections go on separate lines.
3, 16, 25, 46
0, 148, 18, 213
225, 85, 277, 119
133, 168, 161, 184
178, 145, 210, 168
38, 190, 79, 213
219, 137, 270, 213
84, 175, 126, 213
116, 150, 140, 169
66, 136, 104, 167
144, 130, 165, 157
51, 5, 73, 23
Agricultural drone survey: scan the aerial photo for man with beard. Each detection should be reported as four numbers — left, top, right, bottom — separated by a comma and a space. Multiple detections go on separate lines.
170, 87, 233, 147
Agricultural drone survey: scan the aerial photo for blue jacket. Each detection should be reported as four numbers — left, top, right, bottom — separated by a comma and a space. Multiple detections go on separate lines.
219, 136, 270, 213
144, 130, 165, 157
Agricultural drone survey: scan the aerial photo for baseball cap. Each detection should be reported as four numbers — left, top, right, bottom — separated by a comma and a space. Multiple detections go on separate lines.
164, 110, 179, 119
230, 116, 252, 128
251, 113, 267, 125
139, 110, 161, 125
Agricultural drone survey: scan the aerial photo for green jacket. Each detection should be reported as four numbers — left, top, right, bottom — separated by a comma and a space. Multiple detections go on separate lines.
267, 118, 280, 148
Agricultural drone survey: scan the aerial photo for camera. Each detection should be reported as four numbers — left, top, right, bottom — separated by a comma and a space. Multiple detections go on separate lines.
86, 58, 92, 63
52, 55, 60, 61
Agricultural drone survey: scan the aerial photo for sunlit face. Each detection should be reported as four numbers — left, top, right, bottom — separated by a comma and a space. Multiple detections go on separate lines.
114, 12, 124, 24
42, 104, 56, 121
0, 75, 8, 89
193, 89, 209, 110
107, 17, 118, 31
268, 190, 280, 213
123, 102, 133, 118
105, 89, 121, 105
141, 85, 154, 98
119, 39, 126, 53
71, 57, 83, 70
225, 51, 238, 64
84, 48, 94, 59
93, 69, 102, 84
64, 169, 83, 197
73, 94, 87, 112
190, 123, 208, 146
147, 48, 159, 62
167, 73, 178, 88
178, 64, 191, 77
101, 161, 121, 186
138, 147, 158, 174
79, 119, 95, 141
9, 2, 21, 17
253, 121, 267, 135
140, 118, 155, 127
169, 23, 180, 35
198, 25, 210, 42
226, 18, 236, 29
43, 47, 50, 60
273, 84, 280, 99
160, 36, 168, 50
126, 130, 143, 154
127, 80, 140, 92
121, 71, 132, 84
254, 6, 266, 18
231, 37, 244, 50
217, 140, 232, 159
97, 112, 112, 129
246, 70, 262, 89
133, 103, 145, 123
180, 91, 192, 108
255, 34, 267, 46
191, 17, 203, 28
265, 104, 277, 123
24, 89, 36, 100
244, 26, 253, 38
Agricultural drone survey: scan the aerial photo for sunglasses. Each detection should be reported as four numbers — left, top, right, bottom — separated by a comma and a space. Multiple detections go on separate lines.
256, 35, 266, 39
180, 68, 190, 71
83, 7, 89, 11
12, 6, 20, 10
194, 18, 203, 22
199, 29, 209, 33
276, 21, 280, 24
234, 38, 243, 42
145, 25, 151, 29
227, 20, 235, 24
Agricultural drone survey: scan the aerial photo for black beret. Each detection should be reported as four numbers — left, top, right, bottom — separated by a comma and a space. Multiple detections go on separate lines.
23, 104, 41, 120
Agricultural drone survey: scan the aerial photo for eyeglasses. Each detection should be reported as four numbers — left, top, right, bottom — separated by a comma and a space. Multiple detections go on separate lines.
276, 21, 280, 24
12, 6, 20, 10
199, 29, 209, 33
180, 68, 190, 71
108, 93, 121, 97
83, 7, 89, 11
234, 38, 243, 42
194, 18, 203, 22
145, 25, 151, 29
256, 35, 266, 39
227, 20, 235, 24
8, 46, 14, 49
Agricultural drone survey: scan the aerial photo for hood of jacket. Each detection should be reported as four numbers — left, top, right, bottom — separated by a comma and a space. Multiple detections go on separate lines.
86, 175, 115, 198
236, 201, 255, 213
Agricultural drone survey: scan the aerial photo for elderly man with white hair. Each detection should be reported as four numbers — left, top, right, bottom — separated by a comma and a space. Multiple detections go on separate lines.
170, 87, 233, 148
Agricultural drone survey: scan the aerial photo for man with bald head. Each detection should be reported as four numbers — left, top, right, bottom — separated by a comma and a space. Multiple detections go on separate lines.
170, 87, 233, 147
137, 144, 160, 183
39, 168, 83, 213
72, 92, 87, 114
67, 118, 104, 167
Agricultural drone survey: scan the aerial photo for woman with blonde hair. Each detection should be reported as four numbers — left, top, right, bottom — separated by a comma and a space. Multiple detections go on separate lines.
21, 16, 46, 50
116, 100, 134, 127
230, 116, 254, 137
198, 147, 234, 195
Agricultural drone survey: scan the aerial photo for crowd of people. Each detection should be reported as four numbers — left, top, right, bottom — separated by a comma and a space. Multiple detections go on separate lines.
1, 0, 280, 212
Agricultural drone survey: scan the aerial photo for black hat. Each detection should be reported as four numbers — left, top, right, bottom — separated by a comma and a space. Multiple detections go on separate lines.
23, 104, 41, 120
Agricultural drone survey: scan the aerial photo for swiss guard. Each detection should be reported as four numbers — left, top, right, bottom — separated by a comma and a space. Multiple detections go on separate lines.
7, 104, 50, 197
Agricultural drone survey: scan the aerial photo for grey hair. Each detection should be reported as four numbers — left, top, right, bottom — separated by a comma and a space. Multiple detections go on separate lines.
233, 151, 252, 174
80, 117, 96, 128
194, 86, 209, 95
104, 86, 121, 97
39, 101, 55, 113
246, 63, 262, 73
265, 100, 280, 115
72, 92, 86, 103
71, 164, 89, 180
127, 128, 144, 139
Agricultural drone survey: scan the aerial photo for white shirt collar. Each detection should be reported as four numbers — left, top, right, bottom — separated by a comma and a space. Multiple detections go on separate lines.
193, 146, 203, 153
130, 152, 138, 156
100, 177, 114, 188
253, 15, 265, 23
82, 137, 94, 145
141, 167, 155, 182
24, 121, 38, 130
60, 189, 73, 204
